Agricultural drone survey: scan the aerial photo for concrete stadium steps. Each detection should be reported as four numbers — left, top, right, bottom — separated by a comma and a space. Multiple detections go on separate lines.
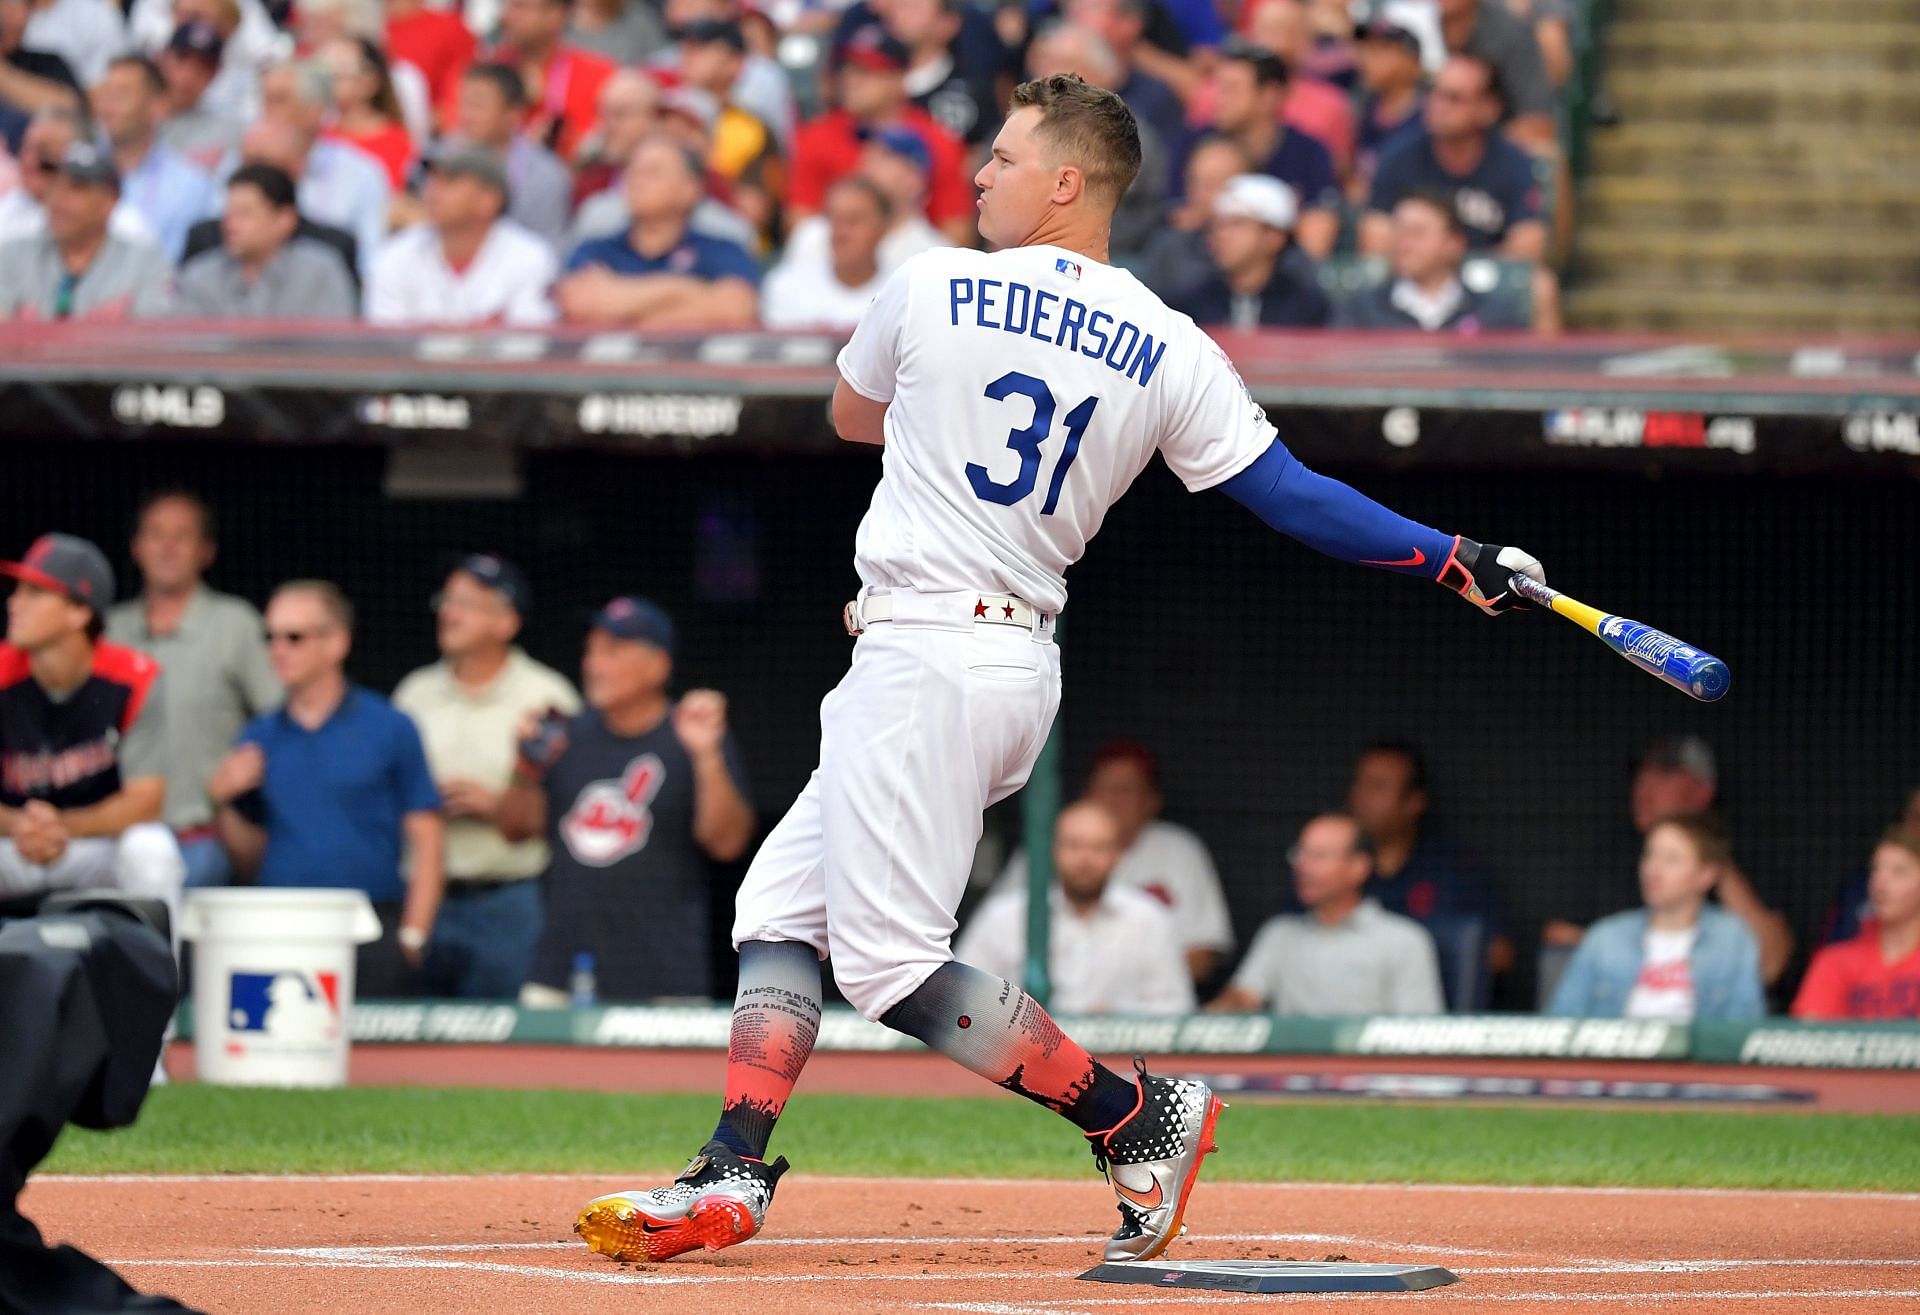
1568, 3, 1920, 332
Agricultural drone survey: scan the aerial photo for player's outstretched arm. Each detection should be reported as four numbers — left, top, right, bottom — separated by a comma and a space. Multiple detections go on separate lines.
1217, 438, 1544, 615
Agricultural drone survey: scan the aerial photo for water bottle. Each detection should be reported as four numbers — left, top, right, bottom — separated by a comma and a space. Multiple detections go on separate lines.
570, 951, 598, 1007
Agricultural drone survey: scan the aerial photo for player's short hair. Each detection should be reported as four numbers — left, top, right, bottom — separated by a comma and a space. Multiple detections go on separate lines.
466, 61, 528, 108
274, 579, 355, 633
1220, 39, 1288, 89
1879, 823, 1920, 866
1648, 812, 1732, 870
1089, 739, 1160, 792
1006, 72, 1141, 211
1397, 188, 1467, 240
1360, 740, 1428, 795
135, 486, 218, 544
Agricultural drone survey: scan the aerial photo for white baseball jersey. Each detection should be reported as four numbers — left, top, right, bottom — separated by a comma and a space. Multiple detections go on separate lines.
836, 243, 1279, 614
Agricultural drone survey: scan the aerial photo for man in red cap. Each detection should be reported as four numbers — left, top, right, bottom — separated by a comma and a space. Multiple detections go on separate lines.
0, 533, 185, 925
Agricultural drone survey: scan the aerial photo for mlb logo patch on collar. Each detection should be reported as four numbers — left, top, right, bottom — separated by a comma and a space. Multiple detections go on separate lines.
1055, 257, 1082, 280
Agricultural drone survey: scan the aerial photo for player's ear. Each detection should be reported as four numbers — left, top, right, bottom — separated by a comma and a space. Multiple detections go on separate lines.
1053, 164, 1083, 206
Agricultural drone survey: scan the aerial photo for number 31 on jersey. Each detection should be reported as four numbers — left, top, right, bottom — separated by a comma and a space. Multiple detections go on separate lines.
966, 370, 1099, 517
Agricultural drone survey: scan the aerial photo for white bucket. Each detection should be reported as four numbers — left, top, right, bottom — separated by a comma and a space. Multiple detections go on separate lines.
181, 888, 382, 1088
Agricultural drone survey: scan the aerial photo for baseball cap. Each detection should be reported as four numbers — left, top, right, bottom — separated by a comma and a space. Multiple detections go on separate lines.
450, 552, 531, 615
678, 17, 745, 51
1353, 15, 1422, 58
1, 533, 115, 610
427, 145, 509, 201
58, 143, 120, 192
661, 84, 721, 135
1635, 734, 1717, 789
859, 123, 931, 176
837, 22, 909, 73
1212, 173, 1297, 230
590, 596, 675, 652
166, 18, 225, 64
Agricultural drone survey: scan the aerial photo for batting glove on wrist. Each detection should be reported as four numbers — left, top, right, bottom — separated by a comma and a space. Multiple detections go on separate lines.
1437, 536, 1544, 616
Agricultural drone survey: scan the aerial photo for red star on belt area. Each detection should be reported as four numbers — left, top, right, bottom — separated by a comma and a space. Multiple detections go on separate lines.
974, 599, 988, 617
1002, 603, 1016, 619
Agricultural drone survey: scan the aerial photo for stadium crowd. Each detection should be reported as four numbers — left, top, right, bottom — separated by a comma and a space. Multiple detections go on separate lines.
4, 501, 1919, 1023
0, 0, 1570, 331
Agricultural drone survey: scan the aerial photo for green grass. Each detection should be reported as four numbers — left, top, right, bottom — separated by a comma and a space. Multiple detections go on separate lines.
40, 1086, 1920, 1191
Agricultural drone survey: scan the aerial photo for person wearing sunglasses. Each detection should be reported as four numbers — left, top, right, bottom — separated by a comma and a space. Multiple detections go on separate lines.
209, 581, 445, 998
0, 141, 174, 320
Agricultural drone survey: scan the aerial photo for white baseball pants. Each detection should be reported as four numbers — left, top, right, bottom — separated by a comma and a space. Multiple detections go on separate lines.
733, 588, 1062, 1019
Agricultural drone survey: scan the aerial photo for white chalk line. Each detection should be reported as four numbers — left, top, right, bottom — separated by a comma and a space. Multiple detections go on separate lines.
35, 1173, 1920, 1205
100, 1258, 1059, 1288
916, 1296, 1920, 1313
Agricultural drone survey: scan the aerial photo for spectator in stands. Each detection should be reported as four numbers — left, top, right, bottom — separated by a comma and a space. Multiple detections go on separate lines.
674, 20, 781, 239
0, 144, 174, 319
0, 105, 156, 246
1137, 133, 1249, 305
1200, 42, 1337, 259
209, 580, 444, 998
181, 119, 362, 283
1361, 54, 1542, 263
0, 0, 84, 147
0, 533, 185, 924
368, 147, 557, 326
567, 69, 759, 253
762, 176, 888, 329
654, 0, 794, 148
105, 491, 279, 890
1512, 0, 1572, 90
1024, 22, 1166, 258
288, 0, 426, 148
788, 22, 973, 247
1064, 0, 1185, 171
259, 60, 391, 278
1822, 787, 1920, 947
91, 54, 216, 261
316, 36, 416, 192
1336, 190, 1528, 333
447, 63, 571, 251
774, 124, 947, 281
567, 0, 666, 69
885, 0, 1002, 148
498, 596, 754, 1004
1211, 813, 1443, 1015
156, 20, 241, 173
130, 0, 275, 126
1243, 0, 1353, 178
1349, 13, 1426, 204
482, 0, 613, 160
1171, 173, 1329, 329
394, 555, 580, 1000
1436, 0, 1555, 152
957, 801, 1195, 1015
1344, 740, 1508, 1009
22, 0, 123, 92
557, 134, 758, 328
174, 162, 358, 317
998, 741, 1233, 986
385, 0, 475, 122
1547, 814, 1764, 1021
1794, 825, 1920, 1021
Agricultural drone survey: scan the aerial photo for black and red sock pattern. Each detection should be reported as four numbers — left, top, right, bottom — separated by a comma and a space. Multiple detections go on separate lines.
880, 961, 1138, 1133
713, 940, 823, 1158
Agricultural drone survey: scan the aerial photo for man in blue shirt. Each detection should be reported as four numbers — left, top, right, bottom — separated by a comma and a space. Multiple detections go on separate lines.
210, 581, 445, 998
1202, 41, 1338, 259
1170, 172, 1328, 329
91, 54, 215, 261
1360, 53, 1543, 261
555, 133, 760, 327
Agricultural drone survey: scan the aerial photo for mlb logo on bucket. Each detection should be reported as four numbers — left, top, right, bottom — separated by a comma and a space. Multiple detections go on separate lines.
227, 970, 343, 1050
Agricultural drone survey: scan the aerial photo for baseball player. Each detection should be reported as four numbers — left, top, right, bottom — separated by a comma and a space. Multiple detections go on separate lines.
574, 74, 1543, 1266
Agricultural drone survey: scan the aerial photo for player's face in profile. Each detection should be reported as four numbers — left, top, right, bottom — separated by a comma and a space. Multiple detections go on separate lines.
974, 108, 1058, 249
4, 582, 81, 650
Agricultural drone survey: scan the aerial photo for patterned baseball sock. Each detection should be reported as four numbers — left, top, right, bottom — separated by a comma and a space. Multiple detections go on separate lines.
880, 961, 1139, 1134
710, 939, 823, 1159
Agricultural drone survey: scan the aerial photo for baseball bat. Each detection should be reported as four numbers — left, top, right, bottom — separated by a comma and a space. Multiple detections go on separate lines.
1508, 574, 1730, 703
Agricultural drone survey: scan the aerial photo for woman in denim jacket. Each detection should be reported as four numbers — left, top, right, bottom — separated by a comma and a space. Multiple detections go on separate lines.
1548, 814, 1765, 1021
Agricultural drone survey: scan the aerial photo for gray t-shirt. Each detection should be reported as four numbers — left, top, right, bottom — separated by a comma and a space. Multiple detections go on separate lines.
1459, 1, 1556, 120
0, 233, 175, 320
173, 238, 357, 319
1231, 898, 1444, 1015
105, 588, 282, 830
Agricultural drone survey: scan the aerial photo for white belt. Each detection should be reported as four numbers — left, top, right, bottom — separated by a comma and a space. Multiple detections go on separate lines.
844, 590, 1052, 637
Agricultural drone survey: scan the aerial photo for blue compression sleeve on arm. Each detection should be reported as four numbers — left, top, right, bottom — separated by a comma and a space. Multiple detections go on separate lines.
1217, 438, 1454, 577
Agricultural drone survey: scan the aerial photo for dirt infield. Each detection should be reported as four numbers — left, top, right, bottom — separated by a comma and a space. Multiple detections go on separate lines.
23, 1173, 1920, 1314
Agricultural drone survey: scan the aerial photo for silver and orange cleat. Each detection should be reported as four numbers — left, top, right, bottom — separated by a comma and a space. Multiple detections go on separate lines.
574, 1141, 789, 1263
1086, 1058, 1225, 1262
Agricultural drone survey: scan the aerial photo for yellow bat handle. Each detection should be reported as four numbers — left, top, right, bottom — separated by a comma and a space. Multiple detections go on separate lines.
1507, 573, 1605, 634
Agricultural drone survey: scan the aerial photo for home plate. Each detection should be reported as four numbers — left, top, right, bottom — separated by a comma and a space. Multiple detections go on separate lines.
1077, 1260, 1461, 1293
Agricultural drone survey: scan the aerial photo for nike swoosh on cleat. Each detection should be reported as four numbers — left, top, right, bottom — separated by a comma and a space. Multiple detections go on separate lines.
1361, 548, 1427, 568
1113, 1177, 1164, 1210
640, 1220, 679, 1234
